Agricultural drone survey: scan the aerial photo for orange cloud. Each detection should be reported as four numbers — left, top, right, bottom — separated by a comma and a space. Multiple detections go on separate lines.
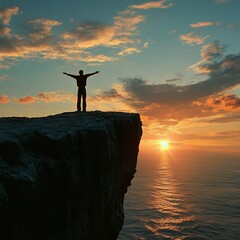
0, 2, 173, 66
38, 91, 76, 102
0, 7, 145, 66
131, 0, 173, 9
114, 14, 145, 37
27, 18, 62, 43
79, 54, 117, 63
118, 47, 141, 56
18, 96, 35, 103
0, 95, 9, 104
204, 94, 240, 112
61, 24, 118, 49
0, 26, 11, 37
190, 21, 218, 28
179, 32, 207, 45
61, 14, 144, 60
0, 6, 19, 25
15, 92, 76, 104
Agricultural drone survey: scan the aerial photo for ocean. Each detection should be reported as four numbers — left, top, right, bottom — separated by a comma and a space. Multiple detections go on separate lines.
118, 149, 240, 240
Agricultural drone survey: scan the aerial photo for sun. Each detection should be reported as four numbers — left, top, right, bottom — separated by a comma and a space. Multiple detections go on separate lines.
160, 140, 169, 151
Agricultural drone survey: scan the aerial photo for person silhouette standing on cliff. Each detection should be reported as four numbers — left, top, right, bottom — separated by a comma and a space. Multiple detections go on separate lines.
63, 70, 99, 112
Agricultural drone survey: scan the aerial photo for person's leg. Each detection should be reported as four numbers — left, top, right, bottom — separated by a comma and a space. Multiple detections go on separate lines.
82, 87, 87, 111
77, 88, 81, 111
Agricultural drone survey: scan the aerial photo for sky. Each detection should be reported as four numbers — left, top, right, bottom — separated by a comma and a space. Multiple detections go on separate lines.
0, 0, 240, 153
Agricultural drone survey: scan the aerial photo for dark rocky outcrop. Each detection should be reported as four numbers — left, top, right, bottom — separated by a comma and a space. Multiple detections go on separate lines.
0, 111, 142, 240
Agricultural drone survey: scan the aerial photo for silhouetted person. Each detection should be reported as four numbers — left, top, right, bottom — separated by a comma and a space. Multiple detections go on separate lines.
63, 70, 99, 112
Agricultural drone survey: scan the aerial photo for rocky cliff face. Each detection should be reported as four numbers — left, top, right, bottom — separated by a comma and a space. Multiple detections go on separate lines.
0, 111, 142, 240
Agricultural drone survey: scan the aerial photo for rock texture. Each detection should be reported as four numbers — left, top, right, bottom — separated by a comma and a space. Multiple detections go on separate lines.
0, 111, 142, 240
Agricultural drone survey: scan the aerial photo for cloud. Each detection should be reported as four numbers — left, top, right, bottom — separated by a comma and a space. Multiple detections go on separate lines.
1, 91, 76, 105
0, 1, 173, 66
200, 41, 226, 62
58, 13, 145, 62
179, 32, 207, 45
13, 92, 76, 105
171, 130, 240, 141
0, 25, 11, 37
92, 47, 240, 123
0, 16, 63, 62
190, 21, 236, 30
200, 94, 240, 112
143, 42, 150, 48
61, 22, 118, 48
0, 6, 146, 65
190, 21, 219, 28
94, 88, 121, 100
191, 41, 226, 73
131, 0, 173, 10
166, 129, 240, 151
60, 13, 144, 53
200, 112, 240, 123
118, 47, 141, 56
81, 54, 117, 63
61, 12, 145, 50
37, 91, 76, 102
18, 96, 35, 103
0, 29, 115, 65
0, 6, 19, 25
114, 13, 145, 39
168, 29, 177, 35
0, 1, 174, 67
0, 94, 9, 104
27, 18, 62, 43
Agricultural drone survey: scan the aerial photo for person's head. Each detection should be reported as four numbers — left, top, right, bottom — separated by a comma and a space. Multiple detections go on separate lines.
79, 70, 83, 75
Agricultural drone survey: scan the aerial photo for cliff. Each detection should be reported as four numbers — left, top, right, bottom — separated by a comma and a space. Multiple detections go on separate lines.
0, 111, 142, 240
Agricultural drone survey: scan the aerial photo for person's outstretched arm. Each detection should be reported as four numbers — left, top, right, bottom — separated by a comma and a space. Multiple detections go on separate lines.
62, 72, 77, 78
85, 71, 99, 77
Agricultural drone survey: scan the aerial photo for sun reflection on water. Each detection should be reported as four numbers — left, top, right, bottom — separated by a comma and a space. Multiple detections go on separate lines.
142, 153, 197, 239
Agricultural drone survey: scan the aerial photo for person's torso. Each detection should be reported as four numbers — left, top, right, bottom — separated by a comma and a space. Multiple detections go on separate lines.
76, 75, 88, 87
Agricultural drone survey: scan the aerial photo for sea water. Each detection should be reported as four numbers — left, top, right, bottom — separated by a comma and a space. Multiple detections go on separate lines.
118, 149, 240, 240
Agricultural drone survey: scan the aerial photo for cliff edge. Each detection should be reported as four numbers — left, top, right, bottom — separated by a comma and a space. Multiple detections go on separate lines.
0, 111, 142, 240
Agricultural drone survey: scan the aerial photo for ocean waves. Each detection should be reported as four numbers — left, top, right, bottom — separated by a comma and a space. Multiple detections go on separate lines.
118, 151, 240, 240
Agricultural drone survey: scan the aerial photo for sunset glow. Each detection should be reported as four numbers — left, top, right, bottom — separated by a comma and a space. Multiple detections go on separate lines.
0, 0, 239, 153
160, 140, 169, 151
0, 1, 239, 238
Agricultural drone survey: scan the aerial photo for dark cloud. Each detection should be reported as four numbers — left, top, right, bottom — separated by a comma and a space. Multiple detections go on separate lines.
98, 88, 121, 99
94, 48, 240, 123
120, 78, 191, 106
62, 21, 112, 42
0, 37, 18, 53
121, 51, 240, 105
